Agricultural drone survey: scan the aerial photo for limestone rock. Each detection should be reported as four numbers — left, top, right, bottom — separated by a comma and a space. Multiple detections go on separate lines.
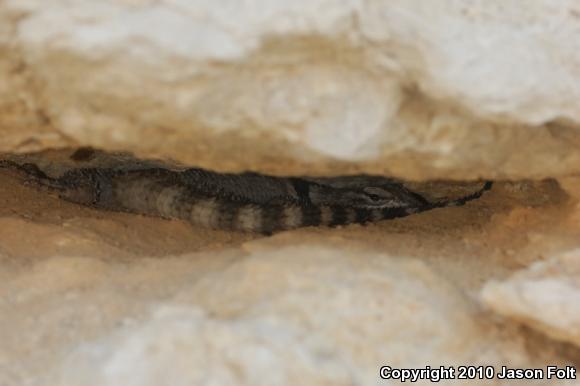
1, 2, 580, 382
0, 166, 577, 385
55, 245, 564, 386
1, 1, 580, 178
481, 249, 580, 348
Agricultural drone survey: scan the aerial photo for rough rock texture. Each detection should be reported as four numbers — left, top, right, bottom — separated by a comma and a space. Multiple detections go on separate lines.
2, 1, 580, 178
2, 2, 580, 385
482, 249, 580, 348
1, 166, 580, 385
53, 248, 567, 386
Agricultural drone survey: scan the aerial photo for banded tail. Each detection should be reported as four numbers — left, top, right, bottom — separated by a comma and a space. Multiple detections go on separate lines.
177, 181, 493, 234
1, 159, 493, 235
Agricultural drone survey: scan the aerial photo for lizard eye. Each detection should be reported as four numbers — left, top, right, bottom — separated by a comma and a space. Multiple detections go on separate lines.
363, 187, 392, 202
366, 193, 383, 201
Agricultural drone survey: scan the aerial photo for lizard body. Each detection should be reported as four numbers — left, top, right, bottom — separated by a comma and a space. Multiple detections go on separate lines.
0, 153, 492, 234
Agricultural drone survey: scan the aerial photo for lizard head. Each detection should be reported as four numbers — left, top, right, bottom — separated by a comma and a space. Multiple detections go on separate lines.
308, 183, 429, 209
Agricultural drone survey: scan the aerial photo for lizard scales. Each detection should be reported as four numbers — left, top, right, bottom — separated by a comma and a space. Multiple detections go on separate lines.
1, 153, 492, 235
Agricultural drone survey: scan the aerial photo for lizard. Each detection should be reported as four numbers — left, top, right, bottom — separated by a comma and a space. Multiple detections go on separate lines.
0, 149, 492, 235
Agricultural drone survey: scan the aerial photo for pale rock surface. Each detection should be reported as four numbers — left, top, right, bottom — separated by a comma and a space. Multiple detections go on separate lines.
1, 1, 580, 384
55, 245, 564, 386
481, 249, 580, 348
558, 177, 580, 200
0, 170, 578, 385
1, 1, 580, 178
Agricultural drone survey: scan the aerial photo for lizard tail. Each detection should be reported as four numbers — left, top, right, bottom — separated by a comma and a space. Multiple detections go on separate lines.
202, 181, 493, 234
203, 202, 413, 234
28, 164, 492, 235
430, 181, 493, 209
251, 181, 493, 234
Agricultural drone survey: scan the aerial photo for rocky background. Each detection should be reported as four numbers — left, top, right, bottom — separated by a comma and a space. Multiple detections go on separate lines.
1, 1, 580, 385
